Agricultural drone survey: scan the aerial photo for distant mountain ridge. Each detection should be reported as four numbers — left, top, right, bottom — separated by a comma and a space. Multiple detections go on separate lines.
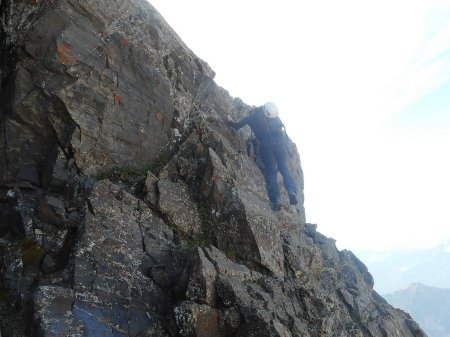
356, 242, 450, 294
385, 283, 450, 337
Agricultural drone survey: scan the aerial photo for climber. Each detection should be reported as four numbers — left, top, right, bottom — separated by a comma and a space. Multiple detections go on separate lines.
227, 102, 298, 211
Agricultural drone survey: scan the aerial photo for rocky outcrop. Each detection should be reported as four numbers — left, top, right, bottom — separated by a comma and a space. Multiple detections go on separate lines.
0, 0, 426, 336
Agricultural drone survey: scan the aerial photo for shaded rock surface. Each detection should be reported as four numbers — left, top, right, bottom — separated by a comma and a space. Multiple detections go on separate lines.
0, 0, 426, 336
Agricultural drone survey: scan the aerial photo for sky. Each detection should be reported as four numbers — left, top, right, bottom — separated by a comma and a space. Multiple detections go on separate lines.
149, 0, 450, 253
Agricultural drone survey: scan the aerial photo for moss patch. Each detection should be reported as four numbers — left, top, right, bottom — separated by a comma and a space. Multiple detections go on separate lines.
20, 237, 45, 267
0, 288, 12, 303
196, 201, 214, 247
225, 249, 237, 261
97, 166, 147, 183
148, 152, 174, 175
97, 151, 174, 182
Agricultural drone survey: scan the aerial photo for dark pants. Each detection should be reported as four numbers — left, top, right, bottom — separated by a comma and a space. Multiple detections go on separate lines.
259, 140, 297, 206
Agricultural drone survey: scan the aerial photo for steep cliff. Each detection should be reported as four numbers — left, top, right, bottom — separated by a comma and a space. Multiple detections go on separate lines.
0, 0, 427, 336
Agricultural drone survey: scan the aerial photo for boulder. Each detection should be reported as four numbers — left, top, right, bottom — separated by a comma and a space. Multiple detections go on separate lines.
158, 179, 203, 239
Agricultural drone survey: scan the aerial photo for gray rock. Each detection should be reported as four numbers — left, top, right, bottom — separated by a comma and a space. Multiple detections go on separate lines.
0, 0, 427, 336
33, 180, 180, 335
15, 165, 40, 186
1, 0, 217, 181
144, 171, 159, 207
186, 247, 217, 306
204, 245, 253, 281
43, 147, 71, 193
158, 179, 202, 239
174, 301, 220, 337
41, 255, 58, 275
34, 286, 83, 337
38, 196, 67, 227
218, 307, 241, 337
33, 227, 68, 270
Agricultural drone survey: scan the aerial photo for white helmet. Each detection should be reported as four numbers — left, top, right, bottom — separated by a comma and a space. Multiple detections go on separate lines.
263, 102, 279, 118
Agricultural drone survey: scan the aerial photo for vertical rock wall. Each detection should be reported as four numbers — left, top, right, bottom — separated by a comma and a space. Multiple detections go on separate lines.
0, 0, 425, 337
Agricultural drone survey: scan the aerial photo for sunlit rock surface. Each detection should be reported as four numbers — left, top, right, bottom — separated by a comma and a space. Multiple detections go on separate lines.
1, 0, 426, 336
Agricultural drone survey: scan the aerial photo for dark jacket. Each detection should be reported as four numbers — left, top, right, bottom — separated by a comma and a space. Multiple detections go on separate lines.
228, 107, 284, 145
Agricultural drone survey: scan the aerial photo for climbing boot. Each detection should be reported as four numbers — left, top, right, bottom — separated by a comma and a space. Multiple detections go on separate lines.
289, 193, 298, 205
271, 202, 281, 211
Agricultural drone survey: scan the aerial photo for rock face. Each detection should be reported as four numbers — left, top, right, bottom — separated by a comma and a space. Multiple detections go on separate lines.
0, 0, 426, 336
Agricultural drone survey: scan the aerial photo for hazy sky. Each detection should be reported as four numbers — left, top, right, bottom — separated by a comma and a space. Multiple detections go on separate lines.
149, 0, 450, 252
